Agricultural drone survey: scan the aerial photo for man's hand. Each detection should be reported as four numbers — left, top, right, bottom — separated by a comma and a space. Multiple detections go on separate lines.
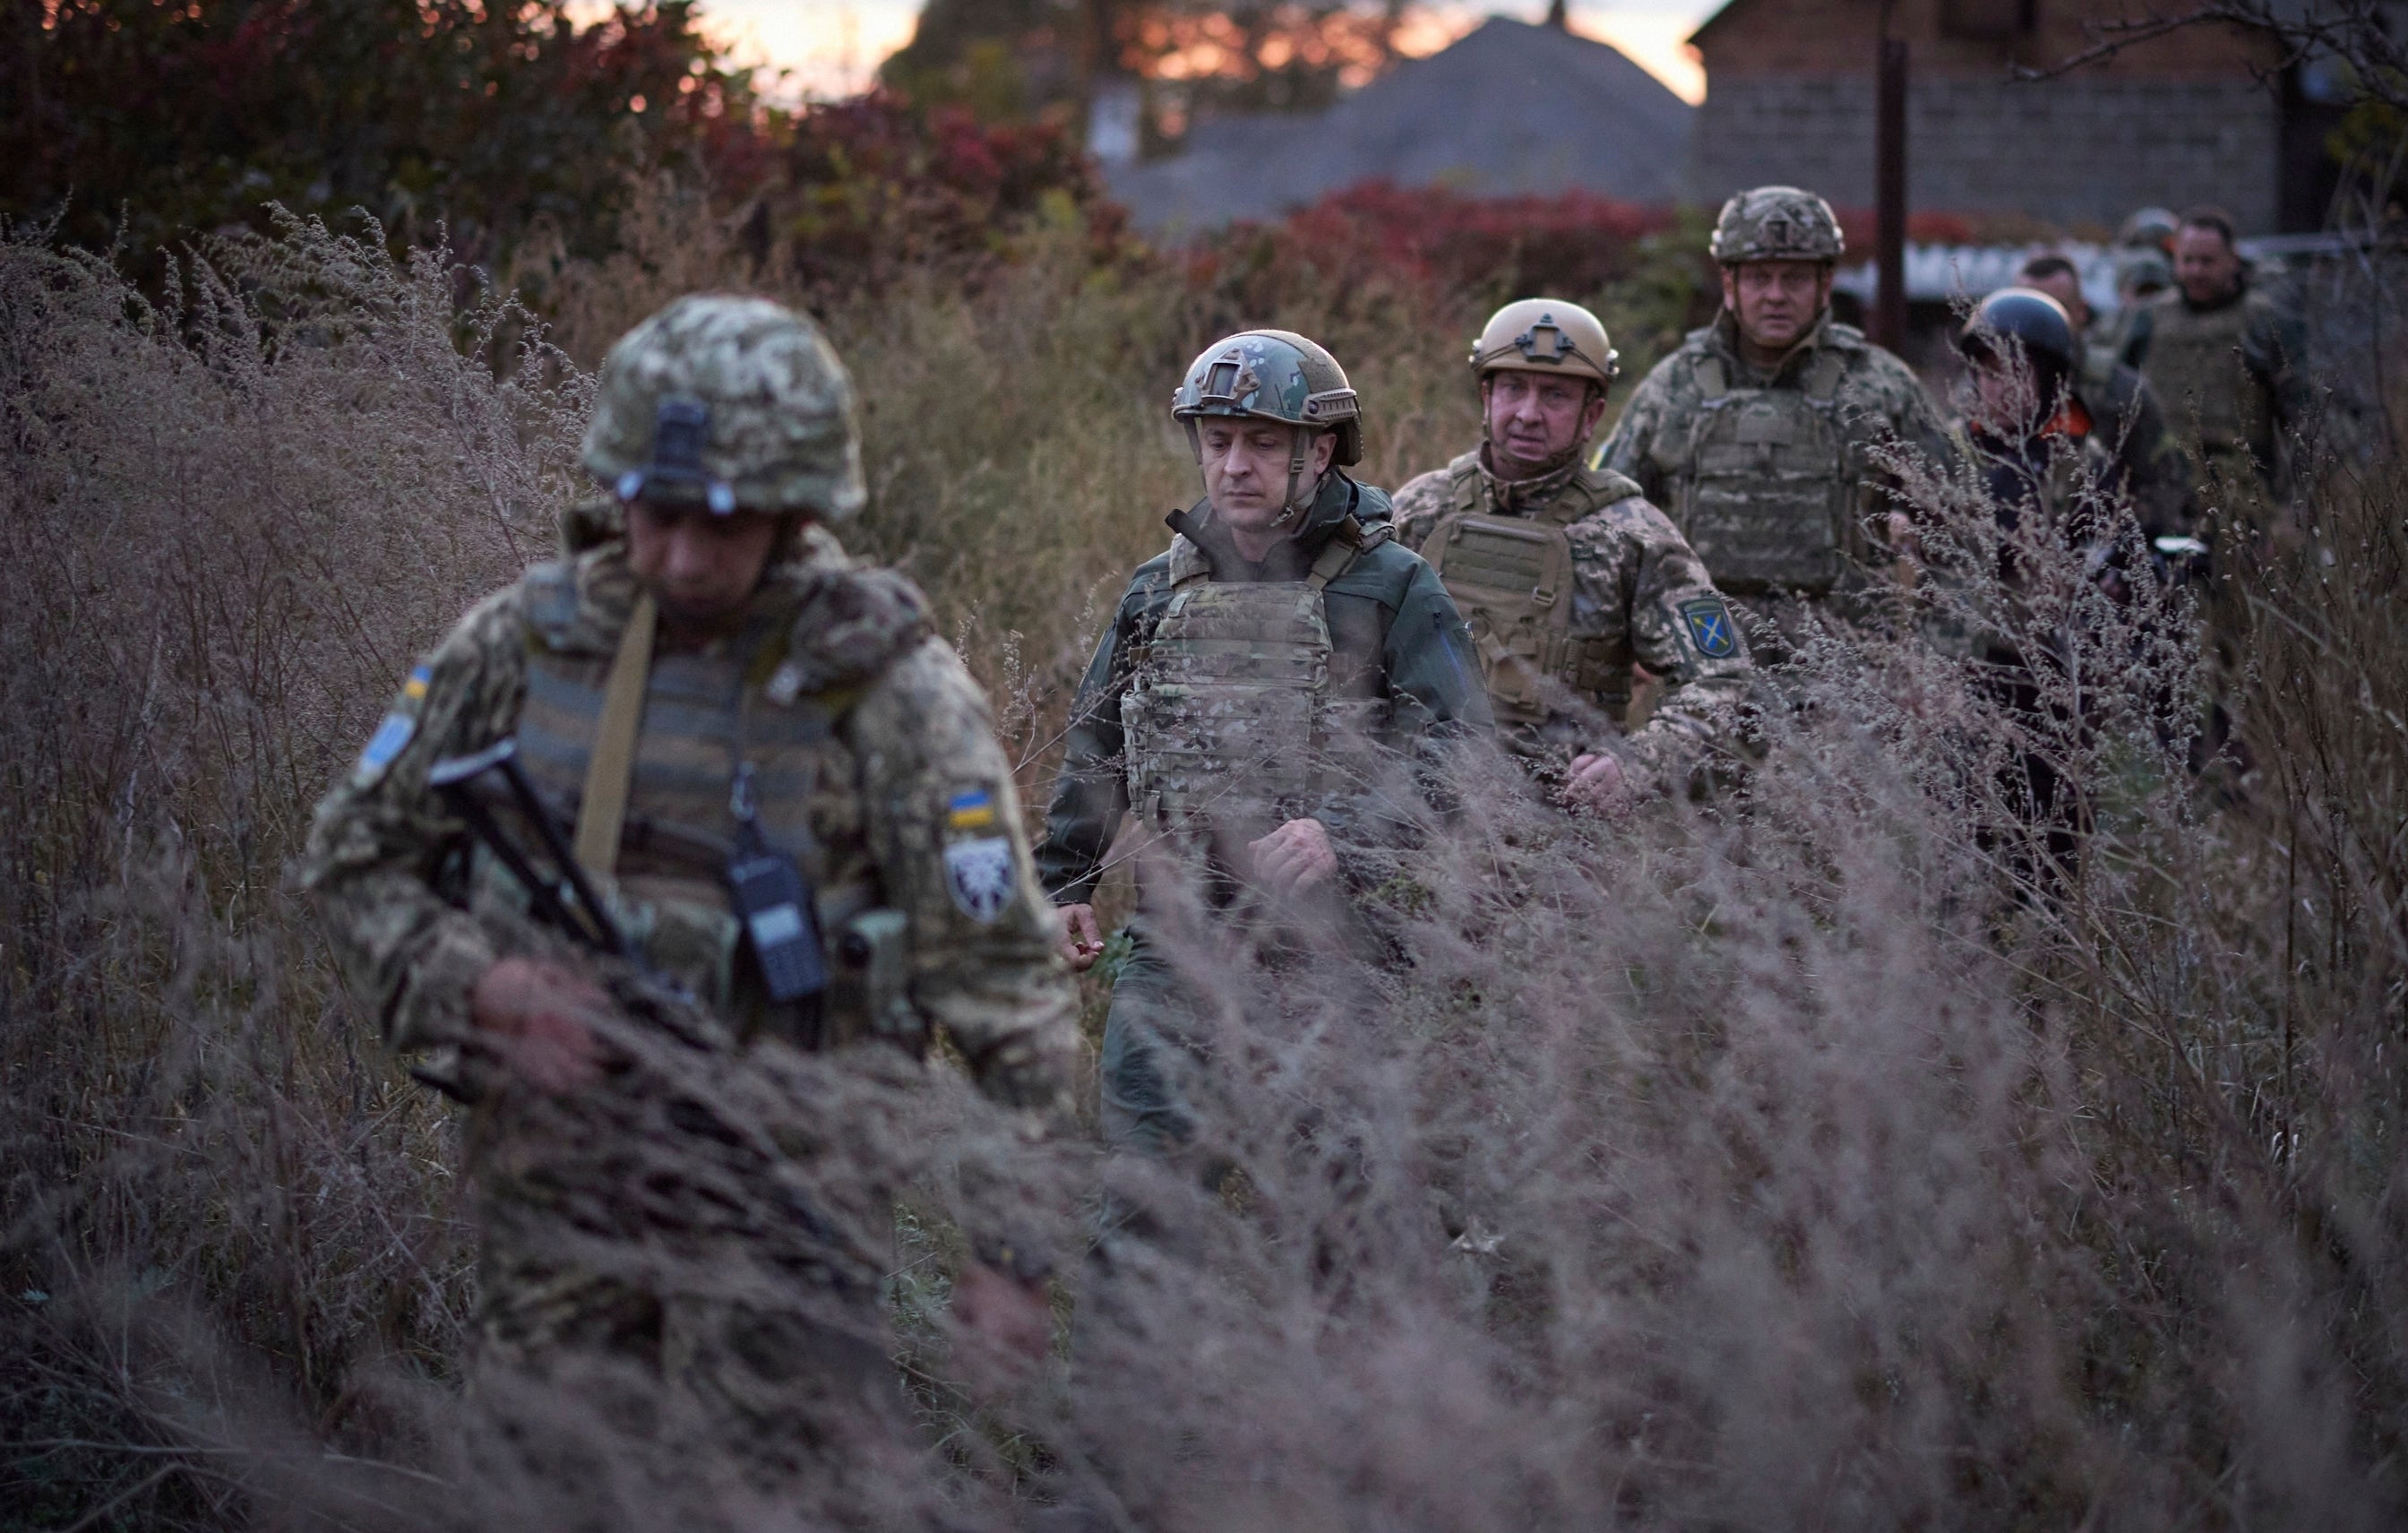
1057, 903, 1105, 972
1249, 816, 1338, 897
469, 956, 607, 1093
949, 1260, 1052, 1393
1565, 752, 1638, 816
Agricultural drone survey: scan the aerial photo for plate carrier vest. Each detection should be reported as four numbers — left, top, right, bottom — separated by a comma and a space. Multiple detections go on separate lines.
492, 561, 916, 1050
1420, 456, 1642, 728
1121, 516, 1387, 853
2133, 297, 2273, 466
1674, 346, 1854, 596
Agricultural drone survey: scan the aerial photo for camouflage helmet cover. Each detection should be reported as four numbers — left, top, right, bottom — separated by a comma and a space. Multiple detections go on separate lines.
581, 294, 867, 520
1709, 185, 1846, 264
2117, 206, 2180, 252
1469, 298, 1620, 387
2117, 248, 2174, 297
1172, 329, 1363, 466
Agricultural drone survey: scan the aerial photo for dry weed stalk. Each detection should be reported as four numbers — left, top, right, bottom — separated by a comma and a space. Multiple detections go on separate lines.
1, 215, 2404, 1530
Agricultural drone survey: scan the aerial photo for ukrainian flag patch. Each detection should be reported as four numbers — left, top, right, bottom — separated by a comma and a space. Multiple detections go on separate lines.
947, 788, 998, 833
401, 664, 432, 701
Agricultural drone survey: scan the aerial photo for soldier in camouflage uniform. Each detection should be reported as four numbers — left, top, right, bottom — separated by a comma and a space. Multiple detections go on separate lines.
1389, 298, 1751, 805
1037, 330, 1491, 1152
1598, 186, 1951, 641
302, 295, 1077, 1505
2121, 205, 2309, 503
2016, 252, 2195, 539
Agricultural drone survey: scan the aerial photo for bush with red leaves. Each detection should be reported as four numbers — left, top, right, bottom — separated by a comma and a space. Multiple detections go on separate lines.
1180, 180, 1677, 322
769, 90, 1128, 294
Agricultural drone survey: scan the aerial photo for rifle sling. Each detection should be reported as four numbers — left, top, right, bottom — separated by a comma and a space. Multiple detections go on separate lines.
574, 590, 658, 879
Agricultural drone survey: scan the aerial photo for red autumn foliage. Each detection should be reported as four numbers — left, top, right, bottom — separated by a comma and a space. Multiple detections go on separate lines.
1179, 179, 1678, 316
770, 90, 1128, 291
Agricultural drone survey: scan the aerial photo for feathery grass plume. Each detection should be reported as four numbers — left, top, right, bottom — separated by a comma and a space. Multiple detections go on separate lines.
4, 208, 2406, 1529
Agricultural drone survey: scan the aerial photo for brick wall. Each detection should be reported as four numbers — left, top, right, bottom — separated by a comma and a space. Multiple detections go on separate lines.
1691, 75, 2283, 232
1692, 0, 2275, 81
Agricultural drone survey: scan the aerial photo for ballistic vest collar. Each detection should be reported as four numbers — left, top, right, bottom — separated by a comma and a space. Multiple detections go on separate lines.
1474, 445, 1585, 514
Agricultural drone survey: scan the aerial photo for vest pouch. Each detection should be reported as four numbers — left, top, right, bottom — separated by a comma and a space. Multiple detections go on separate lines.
1680, 383, 1849, 595
2145, 303, 2268, 461
827, 908, 924, 1056
1425, 512, 1578, 728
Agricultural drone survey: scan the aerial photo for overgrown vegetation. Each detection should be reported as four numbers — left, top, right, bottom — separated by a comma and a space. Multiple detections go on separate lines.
3, 174, 2406, 1531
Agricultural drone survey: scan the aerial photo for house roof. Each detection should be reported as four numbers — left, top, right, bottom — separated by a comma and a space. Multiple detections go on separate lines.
1686, 0, 1750, 49
1104, 17, 1694, 233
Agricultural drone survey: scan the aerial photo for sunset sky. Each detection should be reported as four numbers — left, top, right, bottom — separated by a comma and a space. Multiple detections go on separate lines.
696, 1, 1719, 106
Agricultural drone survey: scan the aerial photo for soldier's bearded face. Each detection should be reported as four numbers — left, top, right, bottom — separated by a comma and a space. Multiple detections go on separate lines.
1197, 419, 1336, 534
1484, 369, 1604, 475
1723, 261, 1832, 351
2173, 226, 2242, 306
625, 499, 785, 633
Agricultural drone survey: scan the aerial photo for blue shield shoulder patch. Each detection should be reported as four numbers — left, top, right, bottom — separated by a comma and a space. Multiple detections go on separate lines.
1679, 597, 1739, 659
943, 837, 1016, 923
350, 665, 433, 788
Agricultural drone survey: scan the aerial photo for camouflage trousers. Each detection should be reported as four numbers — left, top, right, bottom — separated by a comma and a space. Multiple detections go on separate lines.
1096, 921, 1198, 1155
458, 1086, 927, 1529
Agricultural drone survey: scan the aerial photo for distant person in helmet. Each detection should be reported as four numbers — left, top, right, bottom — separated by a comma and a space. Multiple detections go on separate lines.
2015, 253, 2193, 538
1036, 330, 1490, 1151
2117, 206, 2180, 255
1950, 287, 2137, 892
1389, 297, 1750, 808
1599, 185, 1951, 639
2120, 205, 2309, 499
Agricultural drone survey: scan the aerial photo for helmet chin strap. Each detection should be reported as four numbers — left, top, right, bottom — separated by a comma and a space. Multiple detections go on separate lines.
1268, 425, 1313, 528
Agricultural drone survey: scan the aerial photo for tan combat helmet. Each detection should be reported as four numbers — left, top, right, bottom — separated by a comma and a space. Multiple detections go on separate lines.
1468, 298, 1620, 388
1709, 185, 1846, 265
582, 294, 867, 520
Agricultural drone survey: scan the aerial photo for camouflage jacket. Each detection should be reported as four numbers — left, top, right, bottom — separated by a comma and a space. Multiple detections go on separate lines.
1035, 472, 1492, 908
300, 514, 1079, 1115
1597, 309, 1952, 594
1390, 448, 1751, 788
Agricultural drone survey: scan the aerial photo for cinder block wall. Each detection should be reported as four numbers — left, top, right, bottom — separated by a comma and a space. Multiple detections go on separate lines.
1692, 77, 2281, 232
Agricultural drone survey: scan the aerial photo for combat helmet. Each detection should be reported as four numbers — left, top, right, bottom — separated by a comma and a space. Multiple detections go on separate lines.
2117, 249, 2173, 305
582, 294, 867, 520
1957, 287, 2079, 416
1468, 298, 1620, 388
1172, 330, 1361, 520
1710, 185, 1846, 264
2117, 206, 2180, 253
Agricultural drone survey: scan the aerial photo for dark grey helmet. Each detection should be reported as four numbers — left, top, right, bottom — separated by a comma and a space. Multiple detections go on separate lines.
1958, 287, 2078, 382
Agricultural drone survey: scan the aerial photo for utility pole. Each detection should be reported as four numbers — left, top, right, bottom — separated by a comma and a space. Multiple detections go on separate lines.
1874, 0, 1909, 351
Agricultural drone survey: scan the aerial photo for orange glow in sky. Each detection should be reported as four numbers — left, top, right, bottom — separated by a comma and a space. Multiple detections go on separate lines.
699, 2, 1712, 107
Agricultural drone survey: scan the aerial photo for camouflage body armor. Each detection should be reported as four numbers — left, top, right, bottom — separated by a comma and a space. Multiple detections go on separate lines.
1673, 347, 1854, 596
1420, 453, 1645, 726
1121, 521, 1385, 857
495, 561, 916, 1051
2137, 297, 2275, 468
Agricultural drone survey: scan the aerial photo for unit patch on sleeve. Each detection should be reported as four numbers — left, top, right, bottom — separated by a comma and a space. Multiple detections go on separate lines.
944, 837, 1015, 923
351, 665, 432, 788
1679, 597, 1739, 659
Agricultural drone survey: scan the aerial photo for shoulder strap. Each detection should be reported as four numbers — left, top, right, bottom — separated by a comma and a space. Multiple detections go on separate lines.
1802, 347, 1847, 403
1306, 516, 1366, 591
572, 591, 657, 878
1694, 352, 1729, 401
1447, 453, 1484, 518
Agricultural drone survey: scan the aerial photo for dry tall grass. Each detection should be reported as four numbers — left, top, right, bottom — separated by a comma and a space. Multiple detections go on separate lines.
3, 206, 2404, 1529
